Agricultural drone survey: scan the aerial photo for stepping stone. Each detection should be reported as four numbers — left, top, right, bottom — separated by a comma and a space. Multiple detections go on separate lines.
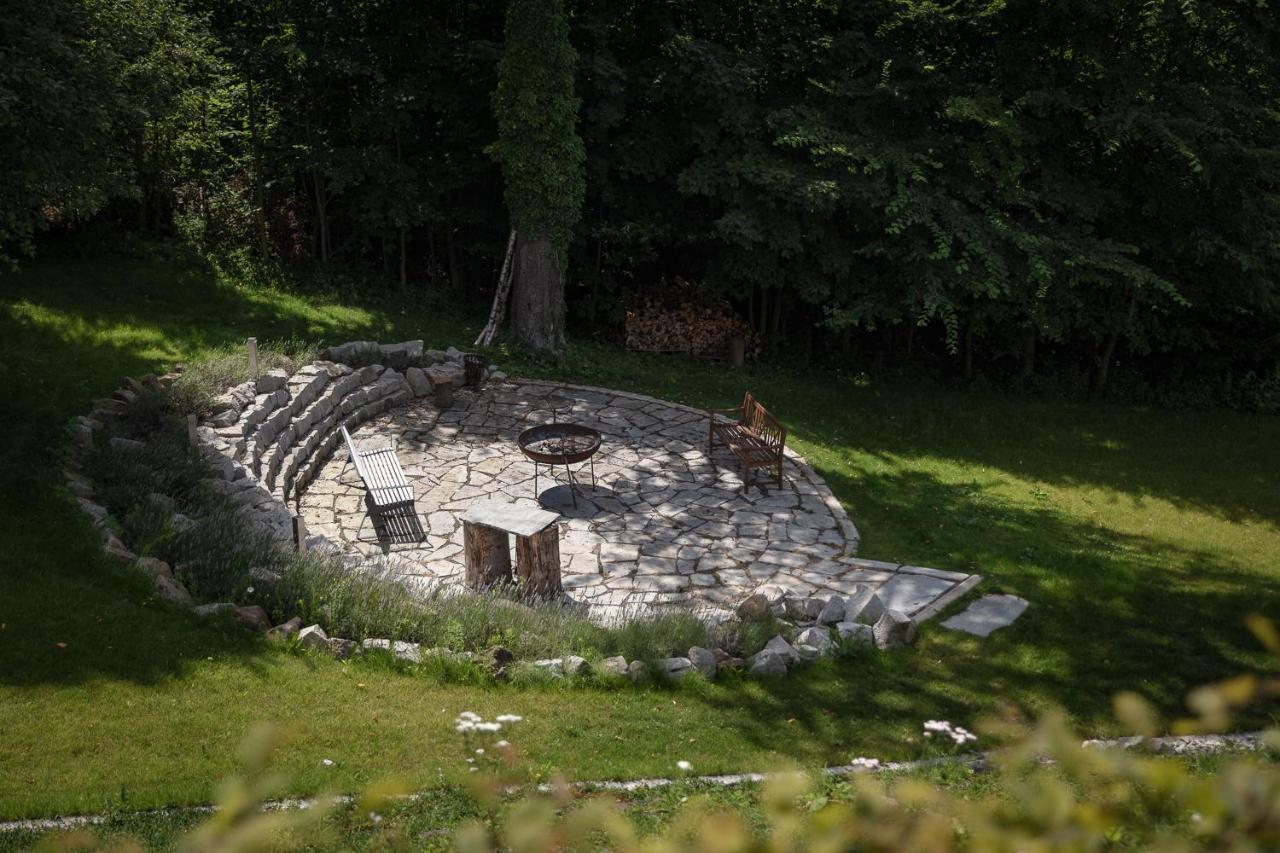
942, 595, 1029, 637
875, 573, 955, 616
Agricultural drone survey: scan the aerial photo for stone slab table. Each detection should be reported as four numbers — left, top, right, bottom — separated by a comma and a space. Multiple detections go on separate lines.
462, 501, 562, 596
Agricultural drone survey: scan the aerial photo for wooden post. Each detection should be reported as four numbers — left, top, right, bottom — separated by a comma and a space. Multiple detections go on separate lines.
292, 514, 307, 553
433, 380, 453, 409
186, 414, 198, 448
729, 336, 746, 369
247, 337, 259, 379
515, 524, 561, 598
463, 521, 511, 588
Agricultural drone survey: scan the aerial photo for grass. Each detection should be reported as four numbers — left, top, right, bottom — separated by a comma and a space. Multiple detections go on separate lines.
1, 252, 1278, 820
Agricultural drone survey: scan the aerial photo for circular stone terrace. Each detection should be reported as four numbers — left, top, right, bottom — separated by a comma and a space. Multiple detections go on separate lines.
299, 380, 971, 619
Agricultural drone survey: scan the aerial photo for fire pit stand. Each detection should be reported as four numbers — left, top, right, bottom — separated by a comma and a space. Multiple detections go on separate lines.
517, 423, 601, 508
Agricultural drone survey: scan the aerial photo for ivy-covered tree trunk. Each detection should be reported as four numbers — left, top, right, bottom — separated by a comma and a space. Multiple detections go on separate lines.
489, 0, 585, 353
510, 233, 566, 351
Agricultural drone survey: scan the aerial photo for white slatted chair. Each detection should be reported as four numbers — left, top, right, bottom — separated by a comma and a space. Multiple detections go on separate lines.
341, 426, 427, 545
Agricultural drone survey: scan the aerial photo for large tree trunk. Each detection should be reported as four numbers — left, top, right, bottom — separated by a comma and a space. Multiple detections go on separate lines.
509, 233, 566, 352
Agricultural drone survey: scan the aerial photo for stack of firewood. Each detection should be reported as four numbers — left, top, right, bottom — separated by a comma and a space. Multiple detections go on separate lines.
624, 293, 757, 359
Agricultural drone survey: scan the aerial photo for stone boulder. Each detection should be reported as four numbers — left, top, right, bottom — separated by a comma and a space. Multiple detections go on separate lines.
602, 655, 629, 676
564, 655, 590, 676
661, 657, 693, 679
405, 366, 433, 397
750, 652, 787, 678
795, 626, 834, 655
795, 644, 822, 663
267, 616, 303, 640
482, 645, 515, 678
836, 622, 874, 645
234, 605, 272, 632
846, 586, 887, 625
759, 634, 800, 666
361, 638, 422, 663
328, 638, 358, 660
154, 575, 193, 605
255, 368, 289, 395
872, 610, 918, 649
736, 593, 770, 620
298, 624, 329, 650
688, 646, 718, 679
627, 660, 650, 683
378, 340, 424, 370
134, 557, 172, 579
785, 596, 824, 623
817, 596, 845, 625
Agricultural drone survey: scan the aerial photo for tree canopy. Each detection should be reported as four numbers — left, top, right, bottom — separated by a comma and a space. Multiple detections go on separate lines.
3, 0, 1278, 404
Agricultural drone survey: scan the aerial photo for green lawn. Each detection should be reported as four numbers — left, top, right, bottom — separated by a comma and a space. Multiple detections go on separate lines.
1, 254, 1277, 821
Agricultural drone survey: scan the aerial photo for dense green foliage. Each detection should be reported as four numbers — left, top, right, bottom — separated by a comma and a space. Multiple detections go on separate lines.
2, 0, 1278, 391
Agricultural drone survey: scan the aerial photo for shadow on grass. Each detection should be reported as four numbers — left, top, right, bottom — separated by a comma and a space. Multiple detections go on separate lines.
693, 466, 1280, 759
0, 255, 479, 688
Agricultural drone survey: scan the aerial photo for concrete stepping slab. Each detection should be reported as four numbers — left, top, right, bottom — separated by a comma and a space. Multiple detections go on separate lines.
941, 594, 1028, 637
876, 573, 956, 616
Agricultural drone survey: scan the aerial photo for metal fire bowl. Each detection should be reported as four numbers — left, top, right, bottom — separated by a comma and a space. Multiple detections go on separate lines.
517, 423, 602, 465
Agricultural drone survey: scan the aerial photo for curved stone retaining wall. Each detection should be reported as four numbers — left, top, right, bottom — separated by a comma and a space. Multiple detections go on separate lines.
195, 342, 496, 549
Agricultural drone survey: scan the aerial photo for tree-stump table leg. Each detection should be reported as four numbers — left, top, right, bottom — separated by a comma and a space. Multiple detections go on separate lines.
464, 521, 511, 589
515, 524, 561, 598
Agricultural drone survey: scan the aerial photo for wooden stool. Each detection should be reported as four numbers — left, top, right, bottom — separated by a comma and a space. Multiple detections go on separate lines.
461, 502, 562, 597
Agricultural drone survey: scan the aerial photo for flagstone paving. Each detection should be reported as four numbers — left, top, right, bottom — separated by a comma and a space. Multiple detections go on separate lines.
298, 380, 977, 620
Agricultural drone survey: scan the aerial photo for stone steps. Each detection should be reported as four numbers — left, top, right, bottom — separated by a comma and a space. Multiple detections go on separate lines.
194, 341, 493, 547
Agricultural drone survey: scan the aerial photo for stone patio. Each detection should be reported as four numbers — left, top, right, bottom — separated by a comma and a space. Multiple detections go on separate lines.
298, 380, 977, 620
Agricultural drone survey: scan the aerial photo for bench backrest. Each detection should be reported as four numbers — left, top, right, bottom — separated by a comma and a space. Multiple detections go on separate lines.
341, 425, 370, 482
739, 392, 786, 449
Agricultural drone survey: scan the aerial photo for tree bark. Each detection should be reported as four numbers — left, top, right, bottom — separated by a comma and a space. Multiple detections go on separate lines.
1019, 329, 1037, 381
463, 522, 511, 589
515, 525, 561, 598
1094, 328, 1120, 392
509, 232, 566, 352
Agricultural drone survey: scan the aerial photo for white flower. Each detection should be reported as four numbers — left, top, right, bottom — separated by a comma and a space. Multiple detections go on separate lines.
676, 760, 692, 772
469, 766, 478, 773
475, 722, 501, 733
246, 586, 255, 594
850, 757, 881, 770
466, 758, 475, 764
455, 721, 475, 733
496, 714, 523, 723
322, 758, 334, 766
495, 740, 510, 748
475, 748, 485, 755
458, 711, 481, 722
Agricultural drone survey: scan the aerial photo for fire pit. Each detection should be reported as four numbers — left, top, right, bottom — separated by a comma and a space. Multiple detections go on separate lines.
517, 423, 601, 507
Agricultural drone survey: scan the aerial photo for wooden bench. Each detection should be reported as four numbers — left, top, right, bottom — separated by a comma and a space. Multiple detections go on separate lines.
341, 425, 425, 544
708, 392, 787, 491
